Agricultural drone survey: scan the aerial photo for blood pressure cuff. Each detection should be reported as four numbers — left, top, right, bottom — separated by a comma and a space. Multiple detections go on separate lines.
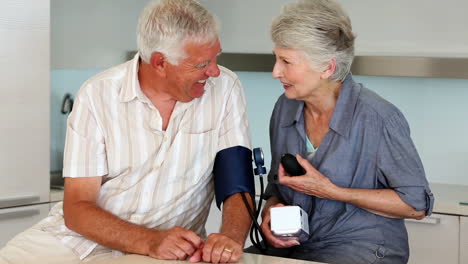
213, 146, 255, 209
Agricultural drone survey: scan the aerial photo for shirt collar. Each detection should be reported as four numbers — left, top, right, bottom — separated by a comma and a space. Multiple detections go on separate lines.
119, 52, 145, 103
279, 73, 361, 139
281, 100, 303, 128
329, 73, 361, 138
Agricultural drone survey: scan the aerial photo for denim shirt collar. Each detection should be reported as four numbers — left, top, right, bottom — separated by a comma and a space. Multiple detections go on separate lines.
279, 73, 361, 139
329, 73, 361, 139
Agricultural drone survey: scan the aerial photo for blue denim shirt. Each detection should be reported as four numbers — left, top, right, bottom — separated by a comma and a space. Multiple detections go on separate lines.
264, 74, 434, 263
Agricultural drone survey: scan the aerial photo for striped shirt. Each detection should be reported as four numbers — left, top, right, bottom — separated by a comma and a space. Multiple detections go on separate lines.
39, 53, 251, 260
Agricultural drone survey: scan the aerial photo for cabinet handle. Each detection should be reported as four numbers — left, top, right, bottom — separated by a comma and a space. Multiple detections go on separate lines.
405, 216, 440, 225
0, 208, 40, 221
0, 195, 40, 208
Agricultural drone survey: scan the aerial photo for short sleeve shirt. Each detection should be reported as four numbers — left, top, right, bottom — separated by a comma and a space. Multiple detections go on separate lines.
39, 54, 251, 260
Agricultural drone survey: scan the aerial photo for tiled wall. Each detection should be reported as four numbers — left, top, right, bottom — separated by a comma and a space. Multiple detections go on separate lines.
51, 70, 468, 185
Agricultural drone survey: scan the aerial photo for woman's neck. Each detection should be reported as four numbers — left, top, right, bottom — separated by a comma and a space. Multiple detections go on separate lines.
303, 81, 342, 119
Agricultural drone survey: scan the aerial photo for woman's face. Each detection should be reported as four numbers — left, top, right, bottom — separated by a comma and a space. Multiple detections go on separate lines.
272, 47, 326, 100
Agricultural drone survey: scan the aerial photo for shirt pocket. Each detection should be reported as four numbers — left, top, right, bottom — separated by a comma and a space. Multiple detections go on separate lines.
165, 129, 219, 185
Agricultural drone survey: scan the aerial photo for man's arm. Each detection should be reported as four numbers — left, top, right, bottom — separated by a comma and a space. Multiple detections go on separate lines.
63, 177, 203, 260
198, 193, 253, 263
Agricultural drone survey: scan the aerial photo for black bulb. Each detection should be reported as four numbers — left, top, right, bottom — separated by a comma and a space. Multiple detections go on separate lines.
280, 153, 306, 176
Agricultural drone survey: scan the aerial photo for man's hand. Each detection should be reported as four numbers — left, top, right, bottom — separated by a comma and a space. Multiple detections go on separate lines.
190, 233, 242, 263
190, 193, 252, 263
260, 203, 300, 248
147, 226, 203, 261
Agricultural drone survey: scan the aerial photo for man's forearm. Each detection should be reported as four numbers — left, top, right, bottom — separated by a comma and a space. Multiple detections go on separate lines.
220, 193, 253, 246
64, 201, 157, 255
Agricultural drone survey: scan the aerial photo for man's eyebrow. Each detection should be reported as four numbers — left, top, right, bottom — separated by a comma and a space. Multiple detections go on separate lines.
194, 50, 223, 68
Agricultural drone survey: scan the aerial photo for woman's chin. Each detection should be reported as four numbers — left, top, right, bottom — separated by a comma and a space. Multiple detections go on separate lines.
284, 90, 298, 100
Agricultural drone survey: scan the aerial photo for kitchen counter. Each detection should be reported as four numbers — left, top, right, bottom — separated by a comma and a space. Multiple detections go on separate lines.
430, 182, 468, 216
91, 253, 322, 264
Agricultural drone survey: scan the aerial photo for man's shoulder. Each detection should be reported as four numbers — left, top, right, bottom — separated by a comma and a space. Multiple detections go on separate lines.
79, 61, 131, 94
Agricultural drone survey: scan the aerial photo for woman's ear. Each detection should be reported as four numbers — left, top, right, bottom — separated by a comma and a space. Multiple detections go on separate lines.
149, 52, 167, 76
321, 57, 337, 80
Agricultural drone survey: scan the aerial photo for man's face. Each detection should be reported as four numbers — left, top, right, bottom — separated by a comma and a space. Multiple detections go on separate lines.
165, 39, 222, 102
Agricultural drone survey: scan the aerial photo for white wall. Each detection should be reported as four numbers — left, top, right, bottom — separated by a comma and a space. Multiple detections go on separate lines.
53, 0, 468, 69
202, 0, 468, 57
51, 0, 150, 69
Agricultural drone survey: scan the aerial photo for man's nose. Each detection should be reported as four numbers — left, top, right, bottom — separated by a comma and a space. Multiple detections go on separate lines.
206, 60, 221, 77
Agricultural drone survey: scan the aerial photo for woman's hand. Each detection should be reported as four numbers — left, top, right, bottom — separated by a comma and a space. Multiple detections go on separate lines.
260, 202, 300, 248
278, 154, 339, 199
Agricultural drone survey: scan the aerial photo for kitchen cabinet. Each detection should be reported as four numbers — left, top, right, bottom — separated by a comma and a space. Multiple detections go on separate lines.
406, 213, 459, 264
461, 217, 468, 264
405, 183, 468, 264
0, 204, 50, 247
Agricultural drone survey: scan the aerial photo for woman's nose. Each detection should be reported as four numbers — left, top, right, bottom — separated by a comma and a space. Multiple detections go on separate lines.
272, 61, 282, 79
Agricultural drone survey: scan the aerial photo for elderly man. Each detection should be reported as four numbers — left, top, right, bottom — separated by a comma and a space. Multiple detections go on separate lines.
0, 0, 254, 263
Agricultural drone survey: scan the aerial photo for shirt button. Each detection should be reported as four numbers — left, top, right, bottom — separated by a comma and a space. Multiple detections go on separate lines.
163, 137, 167, 142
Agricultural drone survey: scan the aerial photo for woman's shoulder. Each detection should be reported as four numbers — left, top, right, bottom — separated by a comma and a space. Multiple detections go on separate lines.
355, 85, 404, 122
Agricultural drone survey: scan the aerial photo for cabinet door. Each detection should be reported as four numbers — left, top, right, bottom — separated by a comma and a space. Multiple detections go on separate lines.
461, 216, 468, 264
0, 0, 50, 207
405, 213, 459, 264
0, 204, 50, 247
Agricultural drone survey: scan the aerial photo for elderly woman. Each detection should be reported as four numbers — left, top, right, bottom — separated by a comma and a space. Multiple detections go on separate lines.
257, 0, 434, 263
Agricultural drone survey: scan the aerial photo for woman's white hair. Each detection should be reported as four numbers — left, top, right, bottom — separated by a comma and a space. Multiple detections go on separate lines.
271, 0, 355, 81
137, 0, 219, 65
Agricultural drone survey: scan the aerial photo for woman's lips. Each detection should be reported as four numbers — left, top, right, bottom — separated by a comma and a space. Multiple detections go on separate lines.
282, 83, 292, 90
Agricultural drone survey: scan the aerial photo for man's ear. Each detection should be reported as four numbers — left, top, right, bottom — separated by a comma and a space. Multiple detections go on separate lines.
320, 57, 337, 80
149, 52, 167, 76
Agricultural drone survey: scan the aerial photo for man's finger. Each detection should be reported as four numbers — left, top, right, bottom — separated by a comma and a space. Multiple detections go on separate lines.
180, 229, 204, 249
202, 237, 215, 263
176, 239, 198, 258
189, 248, 202, 263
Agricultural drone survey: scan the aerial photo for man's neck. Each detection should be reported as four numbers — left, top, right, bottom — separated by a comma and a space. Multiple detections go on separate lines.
138, 62, 176, 130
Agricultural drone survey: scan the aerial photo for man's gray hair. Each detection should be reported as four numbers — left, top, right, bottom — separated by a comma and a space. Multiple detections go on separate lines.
137, 0, 219, 65
271, 0, 355, 81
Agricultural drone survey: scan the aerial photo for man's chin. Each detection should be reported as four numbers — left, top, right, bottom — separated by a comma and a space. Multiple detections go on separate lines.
191, 89, 206, 99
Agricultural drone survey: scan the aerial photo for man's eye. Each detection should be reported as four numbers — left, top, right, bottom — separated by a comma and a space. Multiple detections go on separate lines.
283, 59, 290, 64
195, 62, 209, 68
